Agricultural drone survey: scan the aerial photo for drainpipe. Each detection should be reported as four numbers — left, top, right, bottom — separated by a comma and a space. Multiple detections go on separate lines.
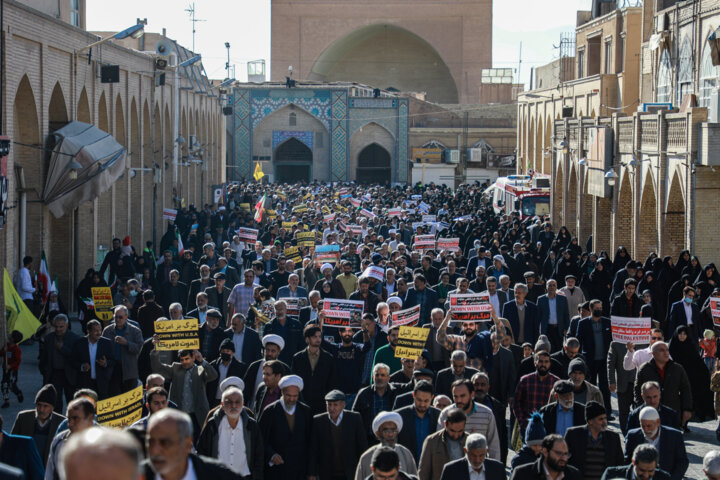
16, 165, 26, 261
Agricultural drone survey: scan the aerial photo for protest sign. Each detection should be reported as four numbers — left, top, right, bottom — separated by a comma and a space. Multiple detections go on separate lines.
280, 297, 309, 318
267, 209, 277, 219
414, 234, 436, 250
236, 227, 258, 244
395, 326, 430, 359
323, 213, 336, 222
154, 319, 200, 350
316, 252, 339, 267
391, 305, 421, 328
284, 246, 302, 264
449, 293, 492, 322
611, 316, 651, 344
360, 208, 375, 219
321, 298, 364, 328
282, 221, 298, 229
437, 238, 460, 252
91, 287, 114, 323
362, 265, 385, 282
711, 297, 720, 327
293, 204, 308, 213
297, 231, 316, 247
238, 203, 251, 211
347, 225, 363, 235
97, 385, 143, 428
316, 244, 340, 254
349, 198, 361, 208
162, 208, 177, 221
387, 208, 402, 217
422, 214, 436, 223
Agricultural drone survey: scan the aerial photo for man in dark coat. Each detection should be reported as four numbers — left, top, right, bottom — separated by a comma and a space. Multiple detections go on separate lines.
510, 434, 582, 480
667, 286, 704, 341
309, 390, 367, 480
0, 426, 44, 480
206, 339, 248, 408
353, 364, 400, 445
291, 324, 338, 415
186, 265, 214, 311
225, 312, 263, 366
624, 407, 688, 480
502, 284, 540, 345
205, 273, 232, 326
263, 300, 304, 365
159, 270, 189, 314
39, 313, 80, 412
538, 380, 585, 436
142, 408, 238, 480
576, 300, 613, 414
402, 275, 439, 326
610, 279, 642, 318
565, 402, 624, 479
435, 351, 480, 398
601, 444, 671, 480
10, 384, 64, 465
70, 319, 115, 399
439, 433, 506, 480
197, 309, 227, 362
258, 375, 313, 480
396, 381, 440, 462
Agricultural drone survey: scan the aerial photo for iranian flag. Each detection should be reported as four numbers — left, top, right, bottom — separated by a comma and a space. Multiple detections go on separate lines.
177, 231, 185, 256
254, 192, 267, 222
38, 251, 50, 302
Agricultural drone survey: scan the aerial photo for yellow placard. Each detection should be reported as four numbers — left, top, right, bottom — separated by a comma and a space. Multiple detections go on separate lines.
154, 318, 199, 351
395, 326, 430, 359
91, 287, 114, 323
97, 385, 143, 428
282, 222, 298, 229
297, 231, 316, 247
238, 203, 251, 211
293, 204, 308, 213
284, 246, 302, 263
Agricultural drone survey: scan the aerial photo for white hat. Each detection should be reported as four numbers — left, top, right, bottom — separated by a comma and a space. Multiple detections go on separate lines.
638, 406, 660, 421
262, 334, 285, 351
321, 263, 334, 272
372, 411, 403, 434
387, 296, 402, 306
278, 374, 304, 391
220, 376, 245, 392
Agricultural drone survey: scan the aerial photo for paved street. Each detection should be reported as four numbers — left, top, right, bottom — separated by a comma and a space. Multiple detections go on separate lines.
6, 319, 717, 479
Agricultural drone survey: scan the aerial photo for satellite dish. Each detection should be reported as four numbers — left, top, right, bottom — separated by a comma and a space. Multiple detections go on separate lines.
155, 38, 173, 57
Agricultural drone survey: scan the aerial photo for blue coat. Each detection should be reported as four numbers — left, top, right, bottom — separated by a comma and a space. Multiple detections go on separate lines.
624, 426, 688, 480
576, 316, 612, 362
502, 300, 540, 345
402, 287, 439, 325
0, 431, 44, 480
537, 294, 570, 334
71, 336, 116, 399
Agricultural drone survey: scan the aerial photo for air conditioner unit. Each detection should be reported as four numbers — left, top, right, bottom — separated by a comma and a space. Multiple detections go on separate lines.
641, 103, 673, 113
532, 177, 551, 189
709, 87, 720, 123
445, 150, 460, 164
468, 148, 484, 162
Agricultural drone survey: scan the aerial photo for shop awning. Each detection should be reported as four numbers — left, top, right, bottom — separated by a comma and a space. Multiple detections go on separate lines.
42, 121, 126, 218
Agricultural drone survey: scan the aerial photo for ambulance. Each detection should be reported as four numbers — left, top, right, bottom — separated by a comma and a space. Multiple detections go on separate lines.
484, 174, 551, 219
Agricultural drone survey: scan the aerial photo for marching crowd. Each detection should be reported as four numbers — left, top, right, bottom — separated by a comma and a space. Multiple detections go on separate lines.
3, 180, 720, 480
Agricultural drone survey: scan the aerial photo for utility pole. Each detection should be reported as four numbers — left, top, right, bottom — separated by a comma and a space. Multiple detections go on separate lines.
184, 3, 205, 52
225, 42, 231, 80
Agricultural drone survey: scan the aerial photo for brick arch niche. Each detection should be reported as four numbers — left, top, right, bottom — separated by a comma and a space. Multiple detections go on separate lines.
615, 172, 633, 258
664, 172, 686, 258
636, 171, 658, 259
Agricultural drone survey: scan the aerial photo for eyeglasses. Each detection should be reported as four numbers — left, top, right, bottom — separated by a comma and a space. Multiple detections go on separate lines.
651, 336, 663, 341
550, 450, 571, 458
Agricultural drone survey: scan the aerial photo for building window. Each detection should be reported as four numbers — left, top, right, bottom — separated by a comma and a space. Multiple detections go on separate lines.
604, 41, 612, 74
700, 43, 718, 108
70, 0, 80, 27
578, 50, 585, 78
289, 112, 296, 126
657, 49, 672, 103
677, 37, 694, 105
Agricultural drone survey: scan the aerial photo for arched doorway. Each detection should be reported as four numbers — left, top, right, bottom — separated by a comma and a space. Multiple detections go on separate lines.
274, 138, 312, 183
357, 144, 391, 184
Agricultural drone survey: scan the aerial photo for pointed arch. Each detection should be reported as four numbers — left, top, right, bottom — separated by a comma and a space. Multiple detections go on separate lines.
535, 117, 543, 173
567, 162, 578, 230
657, 49, 672, 103
349, 122, 395, 183
616, 171, 633, 257
48, 82, 69, 133
700, 30, 718, 108
77, 88, 91, 123
96, 90, 112, 244
664, 172, 686, 258
637, 171, 658, 257
553, 162, 564, 224
98, 91, 109, 132
543, 116, 552, 174
130, 98, 141, 243
677, 36, 693, 105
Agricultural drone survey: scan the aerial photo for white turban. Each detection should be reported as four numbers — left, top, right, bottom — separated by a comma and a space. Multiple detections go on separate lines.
219, 376, 245, 393
387, 296, 403, 306
372, 411, 403, 434
262, 334, 285, 351
278, 374, 304, 392
321, 263, 334, 272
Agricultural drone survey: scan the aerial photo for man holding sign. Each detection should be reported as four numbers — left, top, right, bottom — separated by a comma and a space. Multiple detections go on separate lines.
436, 305, 503, 372
150, 346, 218, 438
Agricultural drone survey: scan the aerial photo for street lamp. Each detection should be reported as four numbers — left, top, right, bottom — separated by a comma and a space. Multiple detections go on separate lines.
578, 158, 587, 166
77, 24, 145, 54
604, 168, 618, 186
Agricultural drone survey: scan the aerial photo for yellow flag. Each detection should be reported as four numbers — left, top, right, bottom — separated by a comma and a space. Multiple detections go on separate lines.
254, 162, 264, 181
4, 269, 42, 343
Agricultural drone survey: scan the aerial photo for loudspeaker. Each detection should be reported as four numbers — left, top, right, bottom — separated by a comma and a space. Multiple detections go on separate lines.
373, 88, 381, 98
101, 65, 120, 83
155, 38, 173, 57
562, 106, 574, 118
223, 106, 233, 116
155, 58, 168, 70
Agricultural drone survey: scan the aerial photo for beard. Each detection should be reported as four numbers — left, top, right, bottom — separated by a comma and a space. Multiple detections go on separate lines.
546, 455, 566, 472
536, 366, 549, 375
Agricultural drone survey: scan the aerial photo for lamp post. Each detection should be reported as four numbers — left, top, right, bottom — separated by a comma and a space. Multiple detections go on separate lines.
168, 54, 202, 189
77, 23, 145, 55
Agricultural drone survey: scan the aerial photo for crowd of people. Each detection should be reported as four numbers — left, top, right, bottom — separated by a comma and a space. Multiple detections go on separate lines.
3, 180, 720, 480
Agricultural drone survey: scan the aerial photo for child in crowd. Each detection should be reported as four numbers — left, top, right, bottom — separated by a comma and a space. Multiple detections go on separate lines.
701, 329, 717, 372
1, 330, 24, 408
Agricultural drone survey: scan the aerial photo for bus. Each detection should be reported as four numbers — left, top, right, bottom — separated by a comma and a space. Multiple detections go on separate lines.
484, 174, 551, 219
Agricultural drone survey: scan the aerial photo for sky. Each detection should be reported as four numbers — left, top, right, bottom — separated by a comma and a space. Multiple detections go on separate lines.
87, 0, 593, 91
